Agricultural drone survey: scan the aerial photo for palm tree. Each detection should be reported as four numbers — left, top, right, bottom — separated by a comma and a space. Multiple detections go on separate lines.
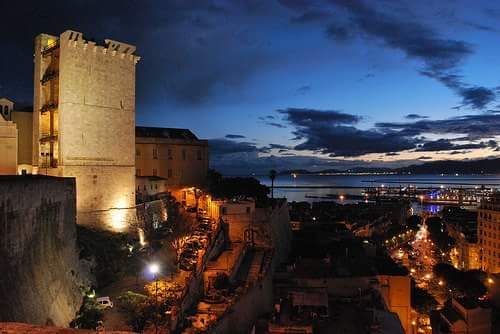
269, 169, 277, 199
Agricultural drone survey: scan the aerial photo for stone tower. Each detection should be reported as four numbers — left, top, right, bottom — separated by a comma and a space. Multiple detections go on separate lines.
33, 30, 140, 231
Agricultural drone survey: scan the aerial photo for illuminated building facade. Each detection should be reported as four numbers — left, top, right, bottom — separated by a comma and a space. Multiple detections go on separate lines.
33, 30, 140, 231
0, 98, 33, 174
0, 99, 17, 175
478, 193, 500, 273
135, 127, 209, 190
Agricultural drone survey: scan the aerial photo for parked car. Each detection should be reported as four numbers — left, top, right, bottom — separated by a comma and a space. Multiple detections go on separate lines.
96, 296, 114, 309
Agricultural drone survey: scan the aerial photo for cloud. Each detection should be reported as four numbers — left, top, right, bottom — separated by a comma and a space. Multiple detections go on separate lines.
326, 0, 496, 109
266, 122, 288, 128
225, 134, 246, 139
325, 22, 352, 41
278, 107, 361, 127
405, 114, 428, 120
376, 114, 500, 139
292, 10, 331, 23
461, 21, 497, 32
415, 139, 495, 152
209, 139, 259, 155
278, 107, 500, 157
296, 85, 312, 95
449, 150, 471, 155
279, 107, 416, 156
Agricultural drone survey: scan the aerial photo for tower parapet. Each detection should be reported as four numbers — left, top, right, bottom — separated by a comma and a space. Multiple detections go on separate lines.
33, 30, 140, 231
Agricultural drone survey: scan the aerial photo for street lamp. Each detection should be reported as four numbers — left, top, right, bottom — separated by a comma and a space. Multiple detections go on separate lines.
149, 263, 160, 334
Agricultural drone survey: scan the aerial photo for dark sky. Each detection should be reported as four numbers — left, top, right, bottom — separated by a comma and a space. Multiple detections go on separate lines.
1, 0, 500, 174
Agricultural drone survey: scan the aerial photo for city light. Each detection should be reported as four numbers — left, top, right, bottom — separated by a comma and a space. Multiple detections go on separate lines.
487, 278, 494, 285
149, 263, 160, 275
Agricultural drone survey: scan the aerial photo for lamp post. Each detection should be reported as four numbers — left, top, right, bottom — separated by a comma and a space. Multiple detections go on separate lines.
149, 263, 160, 334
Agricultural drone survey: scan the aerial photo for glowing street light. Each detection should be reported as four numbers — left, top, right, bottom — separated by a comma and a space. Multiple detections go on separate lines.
487, 277, 494, 285
149, 263, 160, 275
148, 263, 160, 334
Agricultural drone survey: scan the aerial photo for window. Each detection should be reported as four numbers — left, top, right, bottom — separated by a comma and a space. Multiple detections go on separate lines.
246, 207, 251, 214
168, 168, 172, 178
153, 147, 158, 159
168, 149, 173, 160
3, 106, 8, 115
197, 150, 202, 160
136, 169, 141, 176
136, 149, 140, 156
221, 207, 227, 215
153, 168, 157, 176
182, 149, 186, 160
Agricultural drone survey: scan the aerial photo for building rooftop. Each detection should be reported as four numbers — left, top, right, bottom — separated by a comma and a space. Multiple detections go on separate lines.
136, 126, 200, 140
136, 175, 166, 181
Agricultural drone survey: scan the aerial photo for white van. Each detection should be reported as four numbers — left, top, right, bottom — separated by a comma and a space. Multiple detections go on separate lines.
96, 296, 114, 309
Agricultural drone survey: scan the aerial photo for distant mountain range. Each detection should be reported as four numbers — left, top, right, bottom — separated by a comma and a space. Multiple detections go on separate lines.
278, 158, 500, 175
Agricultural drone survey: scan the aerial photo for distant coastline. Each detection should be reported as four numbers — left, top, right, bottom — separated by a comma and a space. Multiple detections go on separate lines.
275, 157, 500, 177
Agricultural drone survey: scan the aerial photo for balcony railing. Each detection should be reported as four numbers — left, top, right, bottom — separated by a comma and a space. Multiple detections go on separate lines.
40, 132, 58, 143
41, 70, 58, 85
41, 40, 60, 56
40, 102, 58, 114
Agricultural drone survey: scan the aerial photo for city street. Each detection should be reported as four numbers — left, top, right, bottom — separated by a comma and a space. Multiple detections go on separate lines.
387, 216, 452, 334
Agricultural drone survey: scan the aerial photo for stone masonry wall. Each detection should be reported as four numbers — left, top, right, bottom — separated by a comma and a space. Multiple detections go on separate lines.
32, 30, 139, 231
0, 176, 89, 326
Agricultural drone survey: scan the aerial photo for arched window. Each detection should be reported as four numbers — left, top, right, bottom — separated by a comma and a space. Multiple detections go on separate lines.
3, 105, 8, 115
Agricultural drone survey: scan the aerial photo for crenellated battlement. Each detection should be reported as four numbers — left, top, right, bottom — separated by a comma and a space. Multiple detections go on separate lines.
60, 30, 140, 63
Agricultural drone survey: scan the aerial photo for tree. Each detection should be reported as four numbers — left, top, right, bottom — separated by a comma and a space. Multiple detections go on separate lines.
117, 291, 151, 332
269, 169, 277, 199
70, 298, 104, 329
171, 236, 188, 264
411, 282, 438, 314
208, 176, 270, 206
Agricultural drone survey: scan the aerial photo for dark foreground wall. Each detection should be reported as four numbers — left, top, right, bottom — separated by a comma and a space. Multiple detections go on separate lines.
0, 176, 88, 326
